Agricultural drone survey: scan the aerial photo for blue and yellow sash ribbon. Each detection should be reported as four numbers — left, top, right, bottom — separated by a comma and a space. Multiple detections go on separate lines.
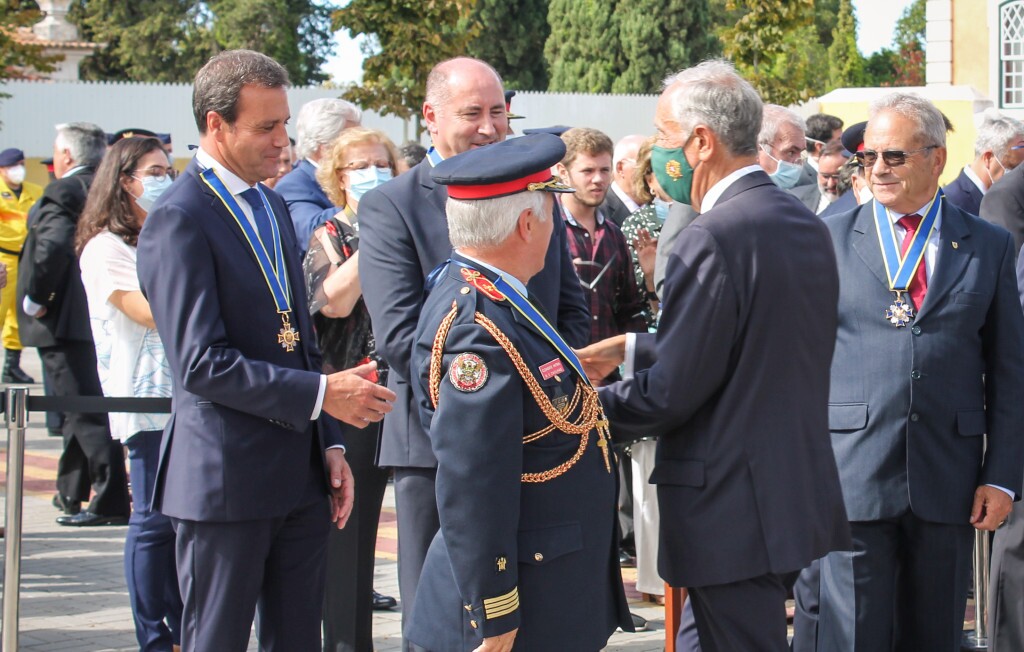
199, 168, 291, 314
872, 189, 942, 291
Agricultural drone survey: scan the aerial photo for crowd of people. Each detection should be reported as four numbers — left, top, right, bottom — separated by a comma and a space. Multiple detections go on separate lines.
5, 46, 1024, 652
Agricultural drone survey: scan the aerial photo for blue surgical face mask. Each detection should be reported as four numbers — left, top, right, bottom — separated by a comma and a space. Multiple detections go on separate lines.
346, 167, 392, 202
132, 174, 173, 213
762, 145, 804, 189
652, 197, 671, 223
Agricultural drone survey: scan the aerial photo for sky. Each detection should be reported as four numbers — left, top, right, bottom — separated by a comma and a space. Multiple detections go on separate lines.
321, 0, 917, 86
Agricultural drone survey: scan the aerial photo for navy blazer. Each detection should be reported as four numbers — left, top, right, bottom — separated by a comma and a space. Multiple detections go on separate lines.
599, 170, 850, 588
981, 162, 1024, 256
137, 159, 343, 522
358, 159, 590, 468
406, 255, 629, 650
275, 159, 334, 252
824, 198, 1024, 523
942, 168, 984, 217
819, 188, 858, 219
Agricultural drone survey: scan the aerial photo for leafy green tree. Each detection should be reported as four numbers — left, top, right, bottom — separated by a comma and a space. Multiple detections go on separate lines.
813, 0, 840, 49
864, 48, 898, 86
70, 0, 334, 84
718, 0, 819, 105
545, 0, 619, 92
612, 0, 718, 94
0, 1, 62, 80
466, 0, 549, 90
892, 0, 925, 85
826, 0, 865, 89
333, 0, 479, 134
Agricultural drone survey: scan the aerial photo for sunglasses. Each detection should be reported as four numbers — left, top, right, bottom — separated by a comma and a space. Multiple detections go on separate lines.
854, 145, 938, 168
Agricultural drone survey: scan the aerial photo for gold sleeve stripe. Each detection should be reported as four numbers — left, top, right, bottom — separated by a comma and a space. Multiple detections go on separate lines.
483, 587, 519, 620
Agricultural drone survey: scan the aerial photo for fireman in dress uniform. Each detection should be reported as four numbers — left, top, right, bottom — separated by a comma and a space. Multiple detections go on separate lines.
406, 133, 632, 652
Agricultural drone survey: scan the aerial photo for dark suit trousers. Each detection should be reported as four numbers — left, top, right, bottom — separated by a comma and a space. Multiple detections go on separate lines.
990, 509, 1024, 652
323, 423, 389, 652
41, 341, 130, 516
688, 571, 797, 652
393, 467, 439, 652
818, 513, 973, 652
172, 446, 331, 652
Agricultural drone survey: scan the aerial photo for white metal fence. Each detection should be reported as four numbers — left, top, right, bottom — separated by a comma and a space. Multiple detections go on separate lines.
0, 80, 662, 158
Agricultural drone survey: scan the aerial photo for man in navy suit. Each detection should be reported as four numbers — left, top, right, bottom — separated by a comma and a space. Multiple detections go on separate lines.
358, 56, 589, 649
944, 110, 1024, 217
275, 97, 361, 252
811, 92, 1024, 652
137, 50, 395, 651
578, 59, 850, 652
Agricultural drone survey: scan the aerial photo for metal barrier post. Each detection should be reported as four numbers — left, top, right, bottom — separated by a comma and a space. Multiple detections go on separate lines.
963, 528, 991, 651
2, 386, 28, 652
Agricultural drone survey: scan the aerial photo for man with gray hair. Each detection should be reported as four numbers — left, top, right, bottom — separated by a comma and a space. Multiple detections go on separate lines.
17, 122, 132, 527
944, 110, 1024, 216
276, 97, 362, 250
577, 59, 849, 651
806, 91, 1024, 651
757, 104, 807, 190
601, 133, 647, 226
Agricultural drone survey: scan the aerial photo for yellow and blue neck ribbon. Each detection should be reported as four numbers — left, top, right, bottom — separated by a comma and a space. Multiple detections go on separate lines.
426, 146, 444, 168
873, 188, 942, 291
200, 168, 291, 313
453, 259, 591, 387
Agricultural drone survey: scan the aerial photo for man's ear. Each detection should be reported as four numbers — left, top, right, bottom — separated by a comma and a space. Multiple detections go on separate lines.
516, 207, 535, 241
423, 102, 438, 136
207, 111, 225, 138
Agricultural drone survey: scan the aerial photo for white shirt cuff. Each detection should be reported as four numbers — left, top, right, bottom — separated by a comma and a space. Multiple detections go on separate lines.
22, 296, 43, 317
987, 484, 1016, 500
623, 333, 637, 379
311, 374, 327, 420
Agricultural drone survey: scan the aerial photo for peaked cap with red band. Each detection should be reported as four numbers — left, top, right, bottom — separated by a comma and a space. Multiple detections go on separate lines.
841, 121, 867, 154
430, 133, 574, 200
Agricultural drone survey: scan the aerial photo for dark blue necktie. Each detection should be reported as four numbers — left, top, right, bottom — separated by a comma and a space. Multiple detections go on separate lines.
240, 187, 277, 271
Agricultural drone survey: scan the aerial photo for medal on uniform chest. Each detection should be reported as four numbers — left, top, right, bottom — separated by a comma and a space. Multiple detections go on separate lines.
277, 312, 300, 352
200, 169, 299, 350
872, 191, 941, 328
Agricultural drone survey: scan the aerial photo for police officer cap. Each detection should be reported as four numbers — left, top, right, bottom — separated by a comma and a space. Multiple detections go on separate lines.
0, 148, 25, 167
505, 90, 524, 121
431, 134, 574, 200
841, 121, 867, 154
522, 125, 572, 137
108, 128, 170, 145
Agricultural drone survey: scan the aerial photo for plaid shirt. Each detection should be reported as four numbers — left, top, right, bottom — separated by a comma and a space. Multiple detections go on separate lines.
560, 200, 647, 344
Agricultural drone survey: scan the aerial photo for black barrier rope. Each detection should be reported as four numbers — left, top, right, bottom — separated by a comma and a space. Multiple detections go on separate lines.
0, 393, 172, 414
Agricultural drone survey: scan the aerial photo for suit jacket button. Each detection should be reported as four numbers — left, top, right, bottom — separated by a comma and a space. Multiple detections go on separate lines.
911, 325, 922, 335
911, 370, 921, 380
534, 552, 544, 562
470, 619, 478, 629
910, 413, 920, 422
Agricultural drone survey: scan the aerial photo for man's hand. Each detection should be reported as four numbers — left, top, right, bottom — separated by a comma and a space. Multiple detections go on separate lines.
575, 334, 627, 383
970, 485, 1013, 531
473, 628, 517, 652
325, 448, 355, 529
322, 361, 396, 428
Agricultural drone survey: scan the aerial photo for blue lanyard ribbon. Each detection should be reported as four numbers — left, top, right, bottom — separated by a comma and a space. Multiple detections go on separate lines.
199, 168, 291, 313
426, 146, 444, 168
453, 260, 590, 387
872, 189, 942, 291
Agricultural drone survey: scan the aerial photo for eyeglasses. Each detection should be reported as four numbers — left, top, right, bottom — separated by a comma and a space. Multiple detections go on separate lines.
761, 143, 804, 164
854, 145, 938, 168
132, 166, 176, 182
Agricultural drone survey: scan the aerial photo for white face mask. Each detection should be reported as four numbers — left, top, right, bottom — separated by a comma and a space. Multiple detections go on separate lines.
131, 175, 174, 213
5, 165, 25, 185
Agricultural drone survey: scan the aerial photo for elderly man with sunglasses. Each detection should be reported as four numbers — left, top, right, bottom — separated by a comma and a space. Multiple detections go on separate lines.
806, 91, 1024, 652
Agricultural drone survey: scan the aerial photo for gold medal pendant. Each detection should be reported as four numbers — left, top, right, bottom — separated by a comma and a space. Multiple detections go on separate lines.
277, 312, 300, 352
885, 291, 914, 328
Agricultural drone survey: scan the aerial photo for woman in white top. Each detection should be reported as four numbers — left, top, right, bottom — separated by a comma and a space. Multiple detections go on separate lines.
76, 136, 179, 652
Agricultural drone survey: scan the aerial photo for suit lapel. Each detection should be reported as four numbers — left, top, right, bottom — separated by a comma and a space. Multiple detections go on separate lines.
915, 200, 973, 323
190, 160, 258, 261
850, 203, 892, 289
417, 160, 448, 215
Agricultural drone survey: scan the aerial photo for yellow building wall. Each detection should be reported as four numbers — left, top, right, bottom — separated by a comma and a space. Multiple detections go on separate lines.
819, 98, 978, 186
951, 0, 991, 97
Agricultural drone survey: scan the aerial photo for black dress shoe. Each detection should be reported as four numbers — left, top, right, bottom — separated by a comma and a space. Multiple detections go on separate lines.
52, 493, 81, 515
56, 511, 128, 527
371, 590, 397, 611
618, 549, 636, 568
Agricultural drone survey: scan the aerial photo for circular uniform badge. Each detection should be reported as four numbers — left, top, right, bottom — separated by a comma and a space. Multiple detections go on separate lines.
449, 352, 488, 392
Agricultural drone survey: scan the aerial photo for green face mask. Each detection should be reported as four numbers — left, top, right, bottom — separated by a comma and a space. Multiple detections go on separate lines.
651, 144, 697, 206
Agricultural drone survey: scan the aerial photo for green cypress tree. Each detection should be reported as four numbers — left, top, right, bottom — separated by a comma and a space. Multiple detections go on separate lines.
826, 0, 866, 89
612, 0, 719, 94
544, 0, 618, 92
466, 0, 550, 90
